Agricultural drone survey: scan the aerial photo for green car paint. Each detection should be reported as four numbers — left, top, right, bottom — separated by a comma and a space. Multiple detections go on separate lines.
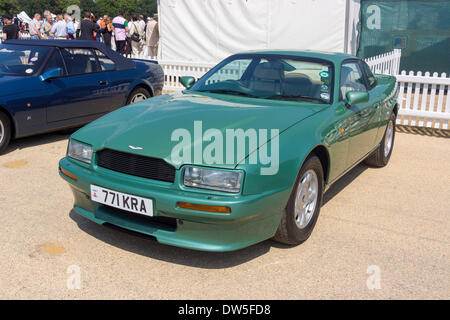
59, 51, 398, 252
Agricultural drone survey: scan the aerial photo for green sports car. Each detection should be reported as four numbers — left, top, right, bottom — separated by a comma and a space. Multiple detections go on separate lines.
59, 51, 398, 252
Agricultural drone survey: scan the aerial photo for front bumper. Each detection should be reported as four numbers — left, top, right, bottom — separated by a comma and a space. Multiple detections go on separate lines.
59, 157, 288, 252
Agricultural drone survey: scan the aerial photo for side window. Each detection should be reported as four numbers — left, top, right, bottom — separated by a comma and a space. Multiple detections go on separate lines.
60, 48, 100, 75
340, 61, 367, 100
44, 49, 66, 76
205, 58, 252, 85
362, 61, 377, 89
95, 50, 116, 71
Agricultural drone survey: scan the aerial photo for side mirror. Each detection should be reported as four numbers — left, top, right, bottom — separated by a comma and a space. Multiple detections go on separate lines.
345, 91, 369, 107
40, 67, 62, 82
180, 76, 196, 89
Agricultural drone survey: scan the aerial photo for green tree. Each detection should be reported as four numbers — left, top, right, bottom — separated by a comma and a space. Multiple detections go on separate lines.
0, 0, 19, 15
1, 0, 157, 19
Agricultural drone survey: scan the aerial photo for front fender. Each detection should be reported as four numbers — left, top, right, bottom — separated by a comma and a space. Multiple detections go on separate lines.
237, 111, 328, 197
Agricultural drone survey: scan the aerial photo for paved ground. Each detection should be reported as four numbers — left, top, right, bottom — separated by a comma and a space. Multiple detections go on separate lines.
0, 128, 448, 299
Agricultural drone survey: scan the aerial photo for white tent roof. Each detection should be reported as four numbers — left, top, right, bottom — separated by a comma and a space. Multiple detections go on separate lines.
158, 0, 361, 62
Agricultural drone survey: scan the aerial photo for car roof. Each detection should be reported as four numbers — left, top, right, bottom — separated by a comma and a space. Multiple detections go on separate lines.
5, 39, 109, 49
3, 39, 135, 71
234, 49, 357, 64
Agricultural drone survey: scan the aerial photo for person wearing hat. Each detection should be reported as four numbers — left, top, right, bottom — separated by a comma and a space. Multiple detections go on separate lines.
145, 13, 159, 57
2, 14, 21, 40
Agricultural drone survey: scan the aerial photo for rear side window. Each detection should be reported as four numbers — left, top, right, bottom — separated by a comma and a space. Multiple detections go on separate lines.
95, 50, 116, 71
60, 48, 100, 75
362, 61, 377, 89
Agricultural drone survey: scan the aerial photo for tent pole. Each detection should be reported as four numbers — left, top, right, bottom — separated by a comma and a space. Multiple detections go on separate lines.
344, 0, 350, 54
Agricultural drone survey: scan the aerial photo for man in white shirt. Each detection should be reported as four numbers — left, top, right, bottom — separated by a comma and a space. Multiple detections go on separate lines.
139, 15, 146, 30
51, 15, 67, 39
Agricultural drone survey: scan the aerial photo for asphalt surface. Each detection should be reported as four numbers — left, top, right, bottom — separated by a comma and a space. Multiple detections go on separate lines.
0, 129, 448, 299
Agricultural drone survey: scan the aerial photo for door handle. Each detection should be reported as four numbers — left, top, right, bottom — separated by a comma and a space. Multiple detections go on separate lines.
99, 80, 108, 85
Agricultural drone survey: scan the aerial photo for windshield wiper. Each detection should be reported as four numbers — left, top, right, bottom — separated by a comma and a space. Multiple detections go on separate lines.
264, 94, 328, 104
196, 89, 258, 98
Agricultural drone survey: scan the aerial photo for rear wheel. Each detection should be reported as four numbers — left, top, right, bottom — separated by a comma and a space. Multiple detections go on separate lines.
273, 156, 324, 245
126, 87, 151, 105
0, 111, 12, 155
364, 112, 396, 167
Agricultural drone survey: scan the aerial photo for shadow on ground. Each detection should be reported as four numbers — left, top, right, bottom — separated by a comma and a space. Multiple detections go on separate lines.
323, 163, 368, 206
396, 125, 449, 138
68, 162, 373, 268
4, 131, 73, 155
69, 210, 295, 269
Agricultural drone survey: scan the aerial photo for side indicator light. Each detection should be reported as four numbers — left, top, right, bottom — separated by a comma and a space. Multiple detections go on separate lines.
177, 202, 231, 214
60, 167, 78, 181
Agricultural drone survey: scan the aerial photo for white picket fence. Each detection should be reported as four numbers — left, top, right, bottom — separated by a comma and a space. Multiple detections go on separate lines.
396, 71, 449, 130
365, 49, 402, 76
364, 49, 449, 129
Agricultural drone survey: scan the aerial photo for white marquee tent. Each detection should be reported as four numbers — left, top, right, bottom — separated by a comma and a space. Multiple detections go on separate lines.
158, 0, 361, 62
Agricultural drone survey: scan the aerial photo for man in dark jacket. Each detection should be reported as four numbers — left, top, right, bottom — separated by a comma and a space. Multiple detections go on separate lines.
2, 15, 21, 40
79, 11, 97, 40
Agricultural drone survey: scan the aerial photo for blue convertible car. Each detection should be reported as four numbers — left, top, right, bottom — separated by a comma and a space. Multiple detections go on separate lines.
0, 40, 164, 154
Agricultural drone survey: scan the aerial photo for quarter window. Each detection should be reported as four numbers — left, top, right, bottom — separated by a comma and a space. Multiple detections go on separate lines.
362, 61, 377, 89
95, 50, 116, 71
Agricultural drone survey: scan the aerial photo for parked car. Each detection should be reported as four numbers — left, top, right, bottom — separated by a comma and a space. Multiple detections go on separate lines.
59, 50, 398, 252
0, 39, 164, 154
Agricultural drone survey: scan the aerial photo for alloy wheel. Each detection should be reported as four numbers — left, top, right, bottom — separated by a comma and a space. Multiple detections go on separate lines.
294, 169, 319, 229
131, 93, 148, 103
384, 119, 394, 157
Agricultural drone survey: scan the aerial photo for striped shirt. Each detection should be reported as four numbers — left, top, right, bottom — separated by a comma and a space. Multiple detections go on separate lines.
112, 16, 128, 41
29, 19, 41, 36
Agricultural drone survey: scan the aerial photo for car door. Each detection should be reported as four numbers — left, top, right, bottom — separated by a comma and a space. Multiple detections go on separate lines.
93, 49, 130, 111
360, 61, 386, 147
340, 60, 379, 166
45, 47, 113, 124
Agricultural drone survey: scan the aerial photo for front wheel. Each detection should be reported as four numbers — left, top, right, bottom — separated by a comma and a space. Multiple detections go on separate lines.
364, 112, 396, 167
273, 156, 324, 245
0, 111, 12, 155
126, 87, 151, 105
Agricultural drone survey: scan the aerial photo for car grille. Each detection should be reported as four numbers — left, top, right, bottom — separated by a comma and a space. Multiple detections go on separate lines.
96, 149, 176, 183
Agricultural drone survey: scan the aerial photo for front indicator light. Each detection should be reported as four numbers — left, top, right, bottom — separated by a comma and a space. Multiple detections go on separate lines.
177, 202, 231, 214
60, 167, 78, 181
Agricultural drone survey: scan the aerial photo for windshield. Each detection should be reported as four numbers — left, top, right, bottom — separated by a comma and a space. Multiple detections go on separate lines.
0, 44, 50, 76
191, 54, 334, 103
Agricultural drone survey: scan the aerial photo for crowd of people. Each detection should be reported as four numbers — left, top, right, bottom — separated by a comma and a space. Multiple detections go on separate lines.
0, 10, 160, 58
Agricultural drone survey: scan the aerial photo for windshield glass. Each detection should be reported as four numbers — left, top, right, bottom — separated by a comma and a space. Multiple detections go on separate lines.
191, 54, 334, 103
0, 44, 50, 76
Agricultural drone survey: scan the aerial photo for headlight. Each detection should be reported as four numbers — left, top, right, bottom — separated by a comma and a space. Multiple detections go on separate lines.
184, 167, 243, 193
67, 140, 93, 164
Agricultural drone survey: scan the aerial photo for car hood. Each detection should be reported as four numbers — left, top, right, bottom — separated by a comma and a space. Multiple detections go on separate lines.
72, 92, 323, 168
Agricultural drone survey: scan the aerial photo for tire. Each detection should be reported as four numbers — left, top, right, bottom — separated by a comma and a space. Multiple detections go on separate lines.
273, 155, 324, 245
126, 87, 151, 105
364, 112, 396, 167
0, 111, 11, 155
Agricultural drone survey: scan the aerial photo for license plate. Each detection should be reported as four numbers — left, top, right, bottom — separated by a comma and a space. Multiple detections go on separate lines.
90, 185, 153, 217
